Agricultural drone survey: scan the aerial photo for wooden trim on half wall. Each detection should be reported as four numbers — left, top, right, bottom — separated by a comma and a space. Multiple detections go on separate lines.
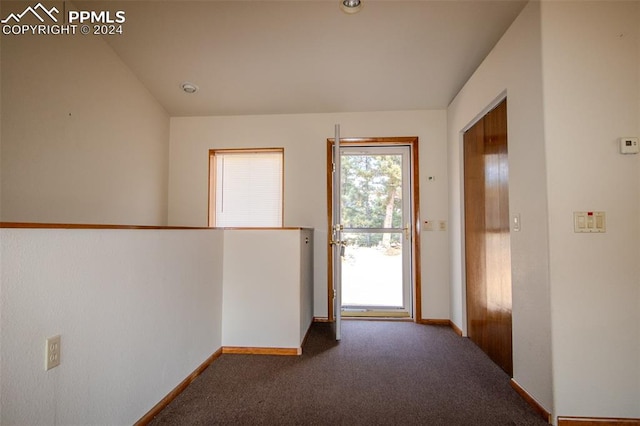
135, 348, 223, 426
0, 222, 210, 230
325, 137, 422, 323
557, 417, 640, 426
510, 379, 552, 424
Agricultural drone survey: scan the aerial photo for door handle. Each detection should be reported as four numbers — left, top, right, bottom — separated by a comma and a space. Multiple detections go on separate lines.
330, 240, 347, 257
404, 223, 411, 239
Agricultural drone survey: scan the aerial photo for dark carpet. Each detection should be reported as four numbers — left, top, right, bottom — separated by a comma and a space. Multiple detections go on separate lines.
149, 321, 548, 425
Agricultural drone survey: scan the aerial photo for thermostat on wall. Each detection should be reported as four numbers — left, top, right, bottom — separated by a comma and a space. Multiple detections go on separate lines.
619, 137, 639, 154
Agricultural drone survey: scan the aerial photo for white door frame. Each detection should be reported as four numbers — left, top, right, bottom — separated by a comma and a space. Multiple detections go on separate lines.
339, 145, 412, 314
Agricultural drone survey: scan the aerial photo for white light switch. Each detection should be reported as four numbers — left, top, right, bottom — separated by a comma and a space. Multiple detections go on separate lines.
574, 211, 605, 233
512, 213, 521, 232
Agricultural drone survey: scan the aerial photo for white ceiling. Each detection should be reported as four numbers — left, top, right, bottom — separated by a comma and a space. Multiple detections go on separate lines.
82, 1, 527, 116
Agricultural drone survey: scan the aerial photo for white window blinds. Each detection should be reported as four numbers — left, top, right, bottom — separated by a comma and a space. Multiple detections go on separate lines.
212, 150, 283, 227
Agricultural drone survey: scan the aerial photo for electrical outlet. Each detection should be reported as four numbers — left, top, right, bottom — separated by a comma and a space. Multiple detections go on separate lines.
45, 335, 61, 370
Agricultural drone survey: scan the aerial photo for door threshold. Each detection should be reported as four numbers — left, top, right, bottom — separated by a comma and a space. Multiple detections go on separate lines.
343, 317, 415, 322
341, 309, 411, 318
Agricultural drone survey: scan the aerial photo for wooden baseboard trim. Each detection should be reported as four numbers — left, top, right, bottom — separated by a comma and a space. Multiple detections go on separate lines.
557, 416, 640, 425
313, 317, 330, 323
418, 319, 463, 336
510, 379, 552, 424
135, 348, 222, 425
449, 320, 463, 336
418, 318, 450, 326
222, 346, 301, 356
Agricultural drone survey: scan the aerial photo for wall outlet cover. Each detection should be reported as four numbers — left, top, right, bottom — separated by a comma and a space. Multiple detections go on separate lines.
46, 335, 61, 370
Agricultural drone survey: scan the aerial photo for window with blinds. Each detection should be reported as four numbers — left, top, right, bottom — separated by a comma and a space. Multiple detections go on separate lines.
209, 149, 284, 227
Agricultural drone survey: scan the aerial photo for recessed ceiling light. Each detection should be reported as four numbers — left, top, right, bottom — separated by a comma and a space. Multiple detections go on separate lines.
340, 0, 362, 14
181, 82, 199, 94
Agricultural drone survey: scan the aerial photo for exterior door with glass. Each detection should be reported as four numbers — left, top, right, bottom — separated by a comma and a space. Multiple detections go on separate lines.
339, 145, 412, 317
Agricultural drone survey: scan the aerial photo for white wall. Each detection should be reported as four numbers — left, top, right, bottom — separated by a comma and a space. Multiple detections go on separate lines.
299, 230, 314, 343
1, 28, 169, 225
0, 228, 224, 425
168, 110, 449, 320
222, 229, 313, 350
447, 2, 553, 413
540, 1, 640, 419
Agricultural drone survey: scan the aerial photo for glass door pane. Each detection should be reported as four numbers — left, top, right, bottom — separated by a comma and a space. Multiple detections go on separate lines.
340, 146, 412, 316
341, 231, 404, 307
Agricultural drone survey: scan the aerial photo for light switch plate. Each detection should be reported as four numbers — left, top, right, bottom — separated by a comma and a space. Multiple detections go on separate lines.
512, 213, 521, 232
574, 211, 605, 233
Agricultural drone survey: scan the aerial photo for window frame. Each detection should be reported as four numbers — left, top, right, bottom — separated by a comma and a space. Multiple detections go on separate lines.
208, 148, 285, 228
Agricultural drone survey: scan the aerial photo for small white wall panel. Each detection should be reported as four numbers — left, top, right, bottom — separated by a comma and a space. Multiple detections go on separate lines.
222, 229, 313, 351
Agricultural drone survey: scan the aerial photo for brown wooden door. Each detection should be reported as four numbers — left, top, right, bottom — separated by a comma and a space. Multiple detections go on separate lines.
463, 99, 513, 376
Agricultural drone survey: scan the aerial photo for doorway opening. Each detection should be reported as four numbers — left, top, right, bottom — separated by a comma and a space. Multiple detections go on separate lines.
327, 137, 421, 322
